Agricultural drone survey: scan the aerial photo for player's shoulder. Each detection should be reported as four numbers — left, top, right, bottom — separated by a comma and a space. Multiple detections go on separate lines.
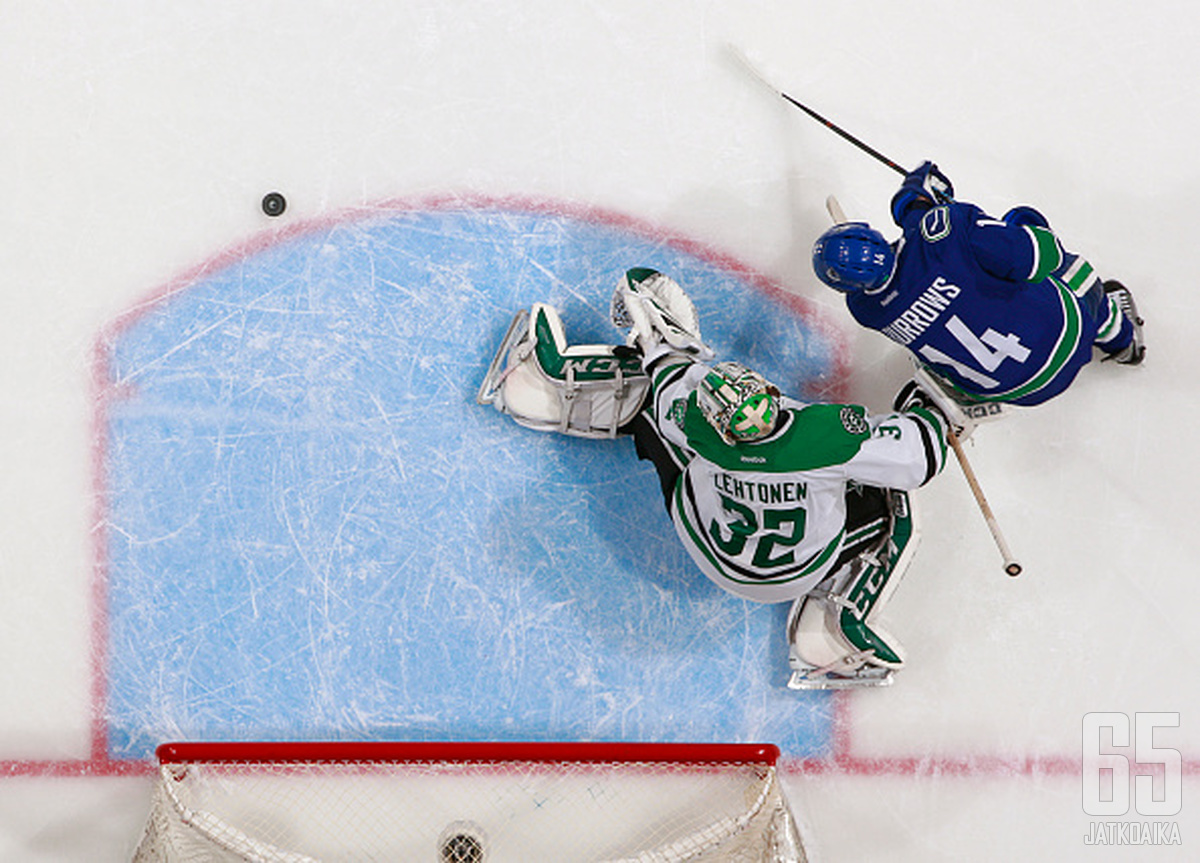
783, 401, 871, 443
685, 400, 871, 473
908, 200, 987, 245
758, 402, 873, 471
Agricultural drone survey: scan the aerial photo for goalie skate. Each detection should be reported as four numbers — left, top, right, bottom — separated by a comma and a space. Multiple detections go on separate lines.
477, 303, 649, 439
787, 656, 895, 690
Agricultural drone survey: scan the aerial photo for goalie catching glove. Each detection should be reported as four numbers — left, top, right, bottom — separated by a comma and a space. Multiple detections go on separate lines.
611, 268, 713, 366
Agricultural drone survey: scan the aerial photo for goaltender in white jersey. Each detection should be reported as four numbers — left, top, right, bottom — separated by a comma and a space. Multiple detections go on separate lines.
480, 267, 952, 688
640, 357, 945, 603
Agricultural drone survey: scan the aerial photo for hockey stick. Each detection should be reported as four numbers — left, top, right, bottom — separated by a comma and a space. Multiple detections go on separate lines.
728, 44, 909, 177
947, 429, 1023, 577
825, 195, 1023, 577
825, 195, 848, 224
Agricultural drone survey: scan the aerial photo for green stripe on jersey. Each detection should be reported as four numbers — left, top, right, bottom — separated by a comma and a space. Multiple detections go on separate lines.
1060, 257, 1096, 297
682, 400, 870, 472
651, 358, 690, 390
906, 405, 948, 461
1027, 226, 1063, 282
1094, 295, 1124, 342
975, 280, 1083, 403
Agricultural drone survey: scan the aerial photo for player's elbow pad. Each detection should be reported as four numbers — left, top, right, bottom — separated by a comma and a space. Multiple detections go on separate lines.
1002, 206, 1049, 230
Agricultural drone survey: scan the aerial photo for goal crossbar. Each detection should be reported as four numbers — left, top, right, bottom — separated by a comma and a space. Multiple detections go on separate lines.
135, 740, 806, 863
155, 740, 782, 766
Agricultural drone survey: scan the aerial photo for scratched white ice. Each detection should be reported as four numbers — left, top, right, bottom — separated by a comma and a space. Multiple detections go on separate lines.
1, 2, 1197, 860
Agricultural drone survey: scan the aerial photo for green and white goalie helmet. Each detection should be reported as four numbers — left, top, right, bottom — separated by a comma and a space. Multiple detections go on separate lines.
697, 361, 781, 444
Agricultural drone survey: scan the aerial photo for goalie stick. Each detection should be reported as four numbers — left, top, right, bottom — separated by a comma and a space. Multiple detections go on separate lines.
825, 196, 1023, 577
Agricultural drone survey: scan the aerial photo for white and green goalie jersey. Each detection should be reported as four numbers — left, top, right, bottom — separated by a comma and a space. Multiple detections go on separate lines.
649, 358, 948, 603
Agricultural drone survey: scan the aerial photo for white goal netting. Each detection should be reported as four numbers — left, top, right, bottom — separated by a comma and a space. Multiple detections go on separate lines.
132, 741, 807, 863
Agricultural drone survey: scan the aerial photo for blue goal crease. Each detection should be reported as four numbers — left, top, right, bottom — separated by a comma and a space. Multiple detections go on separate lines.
100, 206, 840, 761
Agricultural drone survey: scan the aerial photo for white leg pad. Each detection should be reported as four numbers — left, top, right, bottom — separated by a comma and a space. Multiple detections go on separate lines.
478, 304, 650, 439
787, 491, 921, 689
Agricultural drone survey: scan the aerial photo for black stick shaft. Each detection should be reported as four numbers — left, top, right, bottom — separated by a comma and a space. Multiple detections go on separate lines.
774, 90, 908, 177
729, 45, 909, 177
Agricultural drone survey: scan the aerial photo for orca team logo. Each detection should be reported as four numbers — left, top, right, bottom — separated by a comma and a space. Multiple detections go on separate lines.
1082, 712, 1183, 846
920, 206, 951, 242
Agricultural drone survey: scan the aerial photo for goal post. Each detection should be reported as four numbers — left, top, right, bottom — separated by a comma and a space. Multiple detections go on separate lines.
133, 740, 807, 862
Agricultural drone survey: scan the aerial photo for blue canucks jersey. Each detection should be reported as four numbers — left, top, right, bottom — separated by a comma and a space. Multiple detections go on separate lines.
846, 202, 1127, 405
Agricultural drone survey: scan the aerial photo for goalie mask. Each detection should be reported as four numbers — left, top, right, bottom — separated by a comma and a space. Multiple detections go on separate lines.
697, 361, 781, 444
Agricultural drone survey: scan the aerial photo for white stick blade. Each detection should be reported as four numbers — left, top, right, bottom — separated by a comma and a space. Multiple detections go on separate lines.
825, 195, 848, 224
725, 43, 781, 96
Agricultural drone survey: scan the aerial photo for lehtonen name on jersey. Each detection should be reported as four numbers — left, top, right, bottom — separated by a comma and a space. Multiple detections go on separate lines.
713, 471, 808, 505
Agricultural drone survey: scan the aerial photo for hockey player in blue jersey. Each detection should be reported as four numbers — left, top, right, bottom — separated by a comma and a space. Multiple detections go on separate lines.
811, 161, 1144, 406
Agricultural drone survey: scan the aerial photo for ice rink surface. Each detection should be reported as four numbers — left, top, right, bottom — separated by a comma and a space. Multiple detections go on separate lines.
2, 2, 1198, 860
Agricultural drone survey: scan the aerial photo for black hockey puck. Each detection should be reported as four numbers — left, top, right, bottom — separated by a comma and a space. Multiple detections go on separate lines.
261, 192, 287, 217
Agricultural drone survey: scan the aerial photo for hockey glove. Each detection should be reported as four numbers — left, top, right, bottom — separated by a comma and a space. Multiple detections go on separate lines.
893, 372, 974, 441
893, 379, 955, 438
893, 379, 939, 415
889, 160, 954, 226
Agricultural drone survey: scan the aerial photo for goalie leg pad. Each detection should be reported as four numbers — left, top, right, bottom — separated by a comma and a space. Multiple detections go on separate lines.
787, 490, 920, 690
478, 304, 650, 439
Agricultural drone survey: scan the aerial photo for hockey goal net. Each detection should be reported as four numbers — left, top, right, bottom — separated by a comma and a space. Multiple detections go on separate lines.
133, 740, 806, 862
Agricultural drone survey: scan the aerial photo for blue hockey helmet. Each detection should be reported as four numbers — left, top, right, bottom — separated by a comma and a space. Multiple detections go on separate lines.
812, 222, 896, 292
